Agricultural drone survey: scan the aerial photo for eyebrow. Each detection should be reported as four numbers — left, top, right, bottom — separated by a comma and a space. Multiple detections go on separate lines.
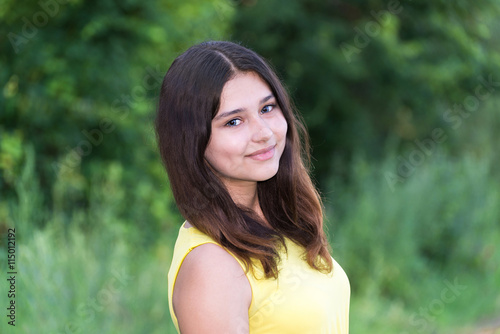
214, 94, 275, 121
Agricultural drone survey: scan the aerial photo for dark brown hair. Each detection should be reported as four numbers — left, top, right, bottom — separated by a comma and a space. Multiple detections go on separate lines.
155, 41, 332, 278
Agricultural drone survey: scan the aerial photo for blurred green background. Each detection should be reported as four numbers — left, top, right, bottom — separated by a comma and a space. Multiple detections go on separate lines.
1, 0, 500, 333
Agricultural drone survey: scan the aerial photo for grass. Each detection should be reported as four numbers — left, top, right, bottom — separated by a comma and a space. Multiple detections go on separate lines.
327, 147, 500, 333
0, 217, 179, 334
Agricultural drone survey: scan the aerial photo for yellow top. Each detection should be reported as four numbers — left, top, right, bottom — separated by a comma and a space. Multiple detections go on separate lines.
167, 221, 350, 333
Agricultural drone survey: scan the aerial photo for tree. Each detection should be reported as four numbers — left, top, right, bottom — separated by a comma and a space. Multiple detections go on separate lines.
0, 0, 234, 232
231, 0, 500, 186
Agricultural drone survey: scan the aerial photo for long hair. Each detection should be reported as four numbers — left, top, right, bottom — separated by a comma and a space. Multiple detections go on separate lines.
156, 41, 333, 278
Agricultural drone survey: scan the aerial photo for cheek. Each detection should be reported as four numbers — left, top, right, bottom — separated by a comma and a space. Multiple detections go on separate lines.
205, 132, 246, 165
274, 114, 288, 140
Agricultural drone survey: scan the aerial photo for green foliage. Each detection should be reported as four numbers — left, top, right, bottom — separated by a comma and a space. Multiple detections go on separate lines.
0, 141, 180, 333
231, 0, 500, 185
1, 0, 500, 332
0, 0, 234, 233
1, 3, 232, 329
0, 200, 178, 334
326, 111, 500, 331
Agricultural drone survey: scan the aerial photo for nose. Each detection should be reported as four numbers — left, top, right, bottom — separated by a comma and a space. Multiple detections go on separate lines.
251, 118, 273, 142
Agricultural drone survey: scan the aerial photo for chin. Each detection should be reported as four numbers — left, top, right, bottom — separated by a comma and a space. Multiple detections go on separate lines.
253, 166, 280, 182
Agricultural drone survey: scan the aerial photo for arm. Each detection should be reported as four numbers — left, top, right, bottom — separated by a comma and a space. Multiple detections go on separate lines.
173, 243, 252, 334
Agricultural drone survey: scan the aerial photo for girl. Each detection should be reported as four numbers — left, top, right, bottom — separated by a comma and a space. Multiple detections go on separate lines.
156, 41, 350, 333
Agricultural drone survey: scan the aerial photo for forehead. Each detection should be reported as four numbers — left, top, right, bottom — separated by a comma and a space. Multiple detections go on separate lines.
219, 72, 273, 109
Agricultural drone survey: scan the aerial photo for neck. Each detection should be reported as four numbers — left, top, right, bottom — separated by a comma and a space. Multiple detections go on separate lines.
225, 180, 259, 211
223, 180, 271, 228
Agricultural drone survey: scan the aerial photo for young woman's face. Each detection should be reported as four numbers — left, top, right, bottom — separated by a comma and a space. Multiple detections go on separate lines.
205, 71, 288, 188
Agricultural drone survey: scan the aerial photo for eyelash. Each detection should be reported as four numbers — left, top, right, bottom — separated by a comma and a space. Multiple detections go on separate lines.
224, 104, 277, 127
261, 104, 276, 114
225, 119, 241, 127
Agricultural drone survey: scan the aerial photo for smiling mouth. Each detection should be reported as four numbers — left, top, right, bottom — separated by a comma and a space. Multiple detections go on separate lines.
246, 145, 276, 161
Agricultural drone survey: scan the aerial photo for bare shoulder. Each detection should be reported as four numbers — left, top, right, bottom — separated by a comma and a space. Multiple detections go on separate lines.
173, 243, 251, 334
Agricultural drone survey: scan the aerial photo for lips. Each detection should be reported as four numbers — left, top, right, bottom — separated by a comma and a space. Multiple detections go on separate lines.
246, 145, 276, 161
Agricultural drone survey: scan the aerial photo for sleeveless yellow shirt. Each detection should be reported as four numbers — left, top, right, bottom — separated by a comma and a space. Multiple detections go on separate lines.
167, 221, 350, 333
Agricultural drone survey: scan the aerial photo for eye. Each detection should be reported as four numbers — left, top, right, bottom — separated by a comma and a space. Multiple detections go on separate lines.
225, 118, 242, 127
261, 104, 276, 114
